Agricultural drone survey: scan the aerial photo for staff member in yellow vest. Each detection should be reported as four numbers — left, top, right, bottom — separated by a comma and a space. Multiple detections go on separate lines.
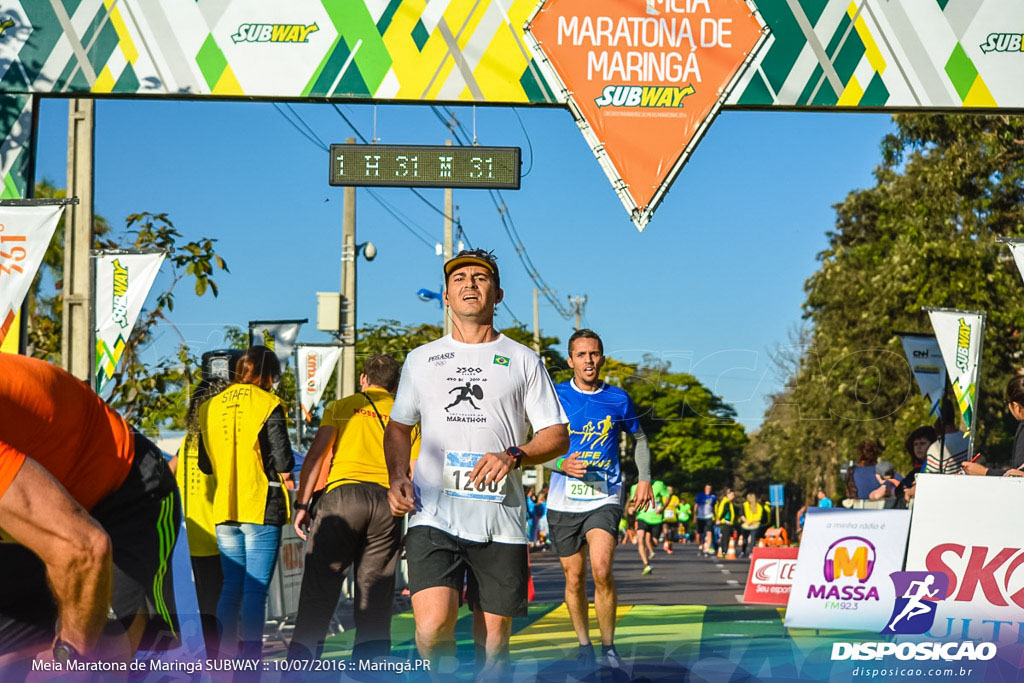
714, 490, 736, 554
168, 377, 228, 654
198, 346, 294, 661
288, 355, 420, 662
739, 493, 764, 558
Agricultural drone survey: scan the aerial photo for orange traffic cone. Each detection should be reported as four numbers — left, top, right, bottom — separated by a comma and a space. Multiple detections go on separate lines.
725, 535, 737, 561
527, 554, 536, 602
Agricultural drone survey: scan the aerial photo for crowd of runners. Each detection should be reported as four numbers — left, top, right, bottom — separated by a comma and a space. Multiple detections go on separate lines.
1, 246, 733, 678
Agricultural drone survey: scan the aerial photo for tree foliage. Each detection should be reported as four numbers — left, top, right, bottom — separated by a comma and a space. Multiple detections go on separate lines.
745, 114, 1024, 502
28, 201, 229, 435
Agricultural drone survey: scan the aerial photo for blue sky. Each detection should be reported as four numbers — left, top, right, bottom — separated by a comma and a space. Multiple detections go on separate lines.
33, 98, 894, 430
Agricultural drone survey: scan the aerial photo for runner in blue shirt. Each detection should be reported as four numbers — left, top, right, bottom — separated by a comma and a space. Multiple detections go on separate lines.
546, 330, 653, 671
695, 484, 717, 555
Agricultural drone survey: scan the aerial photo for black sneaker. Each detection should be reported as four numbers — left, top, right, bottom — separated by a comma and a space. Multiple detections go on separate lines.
601, 645, 624, 669
576, 643, 596, 670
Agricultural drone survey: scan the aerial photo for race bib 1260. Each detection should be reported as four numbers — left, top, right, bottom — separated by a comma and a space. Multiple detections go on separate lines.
442, 451, 507, 502
567, 472, 609, 501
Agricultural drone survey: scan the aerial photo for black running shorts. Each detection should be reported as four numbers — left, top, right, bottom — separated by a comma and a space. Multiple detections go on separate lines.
404, 525, 528, 618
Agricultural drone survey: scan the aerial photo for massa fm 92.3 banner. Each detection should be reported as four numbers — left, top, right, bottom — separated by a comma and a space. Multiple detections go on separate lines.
2, 1, 1024, 232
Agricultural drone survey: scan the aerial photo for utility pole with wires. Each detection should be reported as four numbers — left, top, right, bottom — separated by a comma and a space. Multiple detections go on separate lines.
568, 295, 587, 331
443, 139, 454, 336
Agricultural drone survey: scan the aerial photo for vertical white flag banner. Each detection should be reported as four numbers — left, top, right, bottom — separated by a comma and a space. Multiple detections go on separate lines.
1000, 238, 1024, 288
897, 333, 947, 417
0, 205, 64, 348
297, 345, 342, 421
925, 308, 985, 441
249, 320, 305, 366
94, 252, 165, 392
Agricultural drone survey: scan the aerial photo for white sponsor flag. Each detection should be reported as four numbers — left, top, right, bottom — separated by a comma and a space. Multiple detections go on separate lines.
0, 204, 64, 347
897, 333, 947, 417
999, 237, 1024, 288
94, 251, 165, 392
249, 319, 305, 365
925, 308, 985, 443
297, 344, 341, 421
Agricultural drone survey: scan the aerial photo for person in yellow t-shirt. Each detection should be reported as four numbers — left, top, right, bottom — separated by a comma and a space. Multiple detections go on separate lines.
168, 377, 227, 655
289, 354, 419, 662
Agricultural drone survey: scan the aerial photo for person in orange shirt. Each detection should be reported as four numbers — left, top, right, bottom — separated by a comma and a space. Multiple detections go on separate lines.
288, 354, 419, 662
0, 354, 179, 667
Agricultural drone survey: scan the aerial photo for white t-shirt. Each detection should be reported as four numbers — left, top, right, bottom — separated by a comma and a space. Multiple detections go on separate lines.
390, 334, 567, 543
924, 430, 969, 475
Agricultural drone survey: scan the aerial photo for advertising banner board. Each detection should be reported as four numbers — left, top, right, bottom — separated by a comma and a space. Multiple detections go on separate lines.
905, 473, 1024, 645
926, 308, 985, 454
743, 545, 798, 605
297, 344, 342, 421
784, 508, 911, 631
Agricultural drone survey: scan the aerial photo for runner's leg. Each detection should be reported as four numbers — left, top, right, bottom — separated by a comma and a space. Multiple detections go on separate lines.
586, 528, 617, 647
559, 550, 591, 646
412, 587, 460, 666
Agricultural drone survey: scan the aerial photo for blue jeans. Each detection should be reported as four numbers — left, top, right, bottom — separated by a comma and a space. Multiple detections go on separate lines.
216, 523, 281, 659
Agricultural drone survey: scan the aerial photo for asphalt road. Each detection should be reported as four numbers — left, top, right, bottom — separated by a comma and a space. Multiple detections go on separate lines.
529, 539, 753, 606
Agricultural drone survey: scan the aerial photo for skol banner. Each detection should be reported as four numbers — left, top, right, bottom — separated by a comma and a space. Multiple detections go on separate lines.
94, 251, 166, 392
297, 344, 341, 421
784, 508, 911, 631
249, 319, 305, 366
525, 0, 765, 230
905, 474, 1024, 645
925, 308, 985, 438
0, 204, 63, 348
898, 333, 947, 417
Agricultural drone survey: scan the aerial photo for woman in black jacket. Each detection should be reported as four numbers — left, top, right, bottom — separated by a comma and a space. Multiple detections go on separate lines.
963, 375, 1024, 477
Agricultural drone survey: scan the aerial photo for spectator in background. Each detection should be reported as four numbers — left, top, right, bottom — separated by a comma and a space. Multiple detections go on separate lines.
895, 425, 936, 504
289, 354, 416, 662
526, 488, 538, 544
169, 377, 228, 655
816, 490, 833, 508
846, 439, 883, 499
965, 376, 1024, 478
925, 403, 969, 475
198, 346, 294, 662
869, 461, 902, 504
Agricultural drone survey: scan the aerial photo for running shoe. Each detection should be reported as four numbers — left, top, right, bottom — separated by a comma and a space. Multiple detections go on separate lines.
576, 643, 596, 671
601, 645, 625, 670
641, 564, 652, 575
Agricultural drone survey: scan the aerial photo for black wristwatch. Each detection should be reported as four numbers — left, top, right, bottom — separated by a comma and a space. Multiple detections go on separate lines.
295, 502, 309, 511
505, 446, 525, 469
52, 638, 84, 664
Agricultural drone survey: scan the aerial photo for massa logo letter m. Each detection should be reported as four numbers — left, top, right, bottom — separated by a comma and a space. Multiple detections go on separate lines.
927, 544, 1024, 609
806, 537, 881, 603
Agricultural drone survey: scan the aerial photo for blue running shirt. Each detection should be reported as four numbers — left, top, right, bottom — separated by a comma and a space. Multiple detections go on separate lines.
547, 380, 640, 513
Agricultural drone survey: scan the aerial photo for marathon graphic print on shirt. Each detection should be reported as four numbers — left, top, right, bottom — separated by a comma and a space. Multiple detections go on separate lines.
548, 380, 640, 513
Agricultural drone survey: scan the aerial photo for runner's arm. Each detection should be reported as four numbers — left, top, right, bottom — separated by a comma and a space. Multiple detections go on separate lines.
517, 423, 570, 467
384, 420, 416, 515
633, 427, 651, 481
0, 454, 113, 655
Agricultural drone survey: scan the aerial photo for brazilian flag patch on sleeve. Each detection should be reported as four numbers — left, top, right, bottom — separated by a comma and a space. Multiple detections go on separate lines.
493, 355, 510, 366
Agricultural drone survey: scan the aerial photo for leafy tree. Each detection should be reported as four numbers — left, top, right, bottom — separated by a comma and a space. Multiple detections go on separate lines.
746, 114, 1024, 502
28, 202, 229, 435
